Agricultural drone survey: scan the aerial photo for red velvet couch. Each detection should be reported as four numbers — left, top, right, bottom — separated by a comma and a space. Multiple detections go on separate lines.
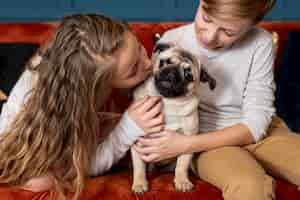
1, 22, 300, 199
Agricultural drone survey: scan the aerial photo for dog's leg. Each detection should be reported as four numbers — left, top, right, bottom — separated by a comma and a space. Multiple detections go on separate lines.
174, 110, 199, 192
131, 148, 149, 194
174, 153, 194, 192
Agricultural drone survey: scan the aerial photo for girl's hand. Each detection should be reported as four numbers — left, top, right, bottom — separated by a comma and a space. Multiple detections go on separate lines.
18, 174, 54, 192
127, 96, 164, 134
133, 130, 191, 162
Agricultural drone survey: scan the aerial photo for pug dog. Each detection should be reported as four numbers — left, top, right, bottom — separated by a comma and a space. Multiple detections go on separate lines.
131, 42, 216, 194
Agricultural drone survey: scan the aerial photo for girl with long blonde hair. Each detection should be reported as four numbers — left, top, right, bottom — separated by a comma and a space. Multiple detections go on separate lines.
0, 14, 163, 199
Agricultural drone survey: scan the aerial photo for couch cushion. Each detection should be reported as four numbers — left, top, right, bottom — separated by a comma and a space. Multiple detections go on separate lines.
0, 89, 7, 113
272, 31, 279, 56
0, 171, 299, 199
0, 23, 57, 45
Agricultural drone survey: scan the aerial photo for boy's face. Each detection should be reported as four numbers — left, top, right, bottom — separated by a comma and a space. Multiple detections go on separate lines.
194, 2, 253, 50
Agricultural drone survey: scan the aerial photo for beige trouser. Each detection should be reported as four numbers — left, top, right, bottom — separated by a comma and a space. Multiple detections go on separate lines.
193, 116, 300, 200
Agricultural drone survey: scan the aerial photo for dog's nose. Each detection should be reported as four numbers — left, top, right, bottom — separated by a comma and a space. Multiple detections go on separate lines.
154, 66, 186, 97
160, 67, 182, 83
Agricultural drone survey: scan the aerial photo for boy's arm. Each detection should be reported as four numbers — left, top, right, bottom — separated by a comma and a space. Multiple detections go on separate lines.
241, 34, 276, 142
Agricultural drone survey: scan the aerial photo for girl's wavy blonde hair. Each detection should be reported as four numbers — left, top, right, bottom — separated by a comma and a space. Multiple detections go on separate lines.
0, 14, 129, 199
202, 0, 276, 22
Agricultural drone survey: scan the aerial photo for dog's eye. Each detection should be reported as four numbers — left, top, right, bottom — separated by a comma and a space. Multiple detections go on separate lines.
166, 59, 172, 65
184, 68, 194, 82
159, 59, 173, 68
159, 60, 164, 68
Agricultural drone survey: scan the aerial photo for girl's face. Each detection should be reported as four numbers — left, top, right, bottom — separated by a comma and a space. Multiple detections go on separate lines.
112, 31, 152, 89
194, 2, 253, 50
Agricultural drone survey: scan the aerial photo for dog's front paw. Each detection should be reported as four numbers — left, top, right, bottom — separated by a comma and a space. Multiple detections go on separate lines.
174, 178, 194, 192
131, 180, 149, 195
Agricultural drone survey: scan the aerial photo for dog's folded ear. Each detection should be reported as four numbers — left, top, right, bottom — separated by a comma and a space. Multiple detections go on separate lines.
200, 66, 216, 90
153, 43, 171, 54
152, 33, 172, 54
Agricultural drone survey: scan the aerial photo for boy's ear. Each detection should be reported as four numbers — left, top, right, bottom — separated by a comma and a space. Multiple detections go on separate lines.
152, 33, 161, 45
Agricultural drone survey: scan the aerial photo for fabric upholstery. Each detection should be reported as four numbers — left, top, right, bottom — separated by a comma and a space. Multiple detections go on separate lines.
0, 171, 300, 200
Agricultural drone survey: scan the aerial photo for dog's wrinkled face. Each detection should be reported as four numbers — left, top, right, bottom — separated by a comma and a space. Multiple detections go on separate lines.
152, 43, 216, 98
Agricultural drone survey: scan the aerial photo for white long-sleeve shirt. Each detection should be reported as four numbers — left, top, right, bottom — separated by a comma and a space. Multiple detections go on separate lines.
159, 23, 275, 142
0, 70, 144, 176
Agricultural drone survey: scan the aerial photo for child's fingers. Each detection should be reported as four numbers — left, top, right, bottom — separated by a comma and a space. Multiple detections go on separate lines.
139, 96, 161, 112
130, 96, 149, 109
144, 100, 163, 120
148, 113, 165, 128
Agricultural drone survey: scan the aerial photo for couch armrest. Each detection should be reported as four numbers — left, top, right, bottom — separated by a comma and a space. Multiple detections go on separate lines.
0, 89, 7, 100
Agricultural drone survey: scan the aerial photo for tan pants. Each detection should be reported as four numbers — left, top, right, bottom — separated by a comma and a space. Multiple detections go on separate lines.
194, 116, 300, 200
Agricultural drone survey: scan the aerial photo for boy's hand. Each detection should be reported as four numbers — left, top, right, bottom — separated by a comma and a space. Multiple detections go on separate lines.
133, 130, 191, 163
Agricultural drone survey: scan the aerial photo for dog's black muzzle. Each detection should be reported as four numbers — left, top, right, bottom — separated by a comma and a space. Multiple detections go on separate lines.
154, 66, 188, 98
